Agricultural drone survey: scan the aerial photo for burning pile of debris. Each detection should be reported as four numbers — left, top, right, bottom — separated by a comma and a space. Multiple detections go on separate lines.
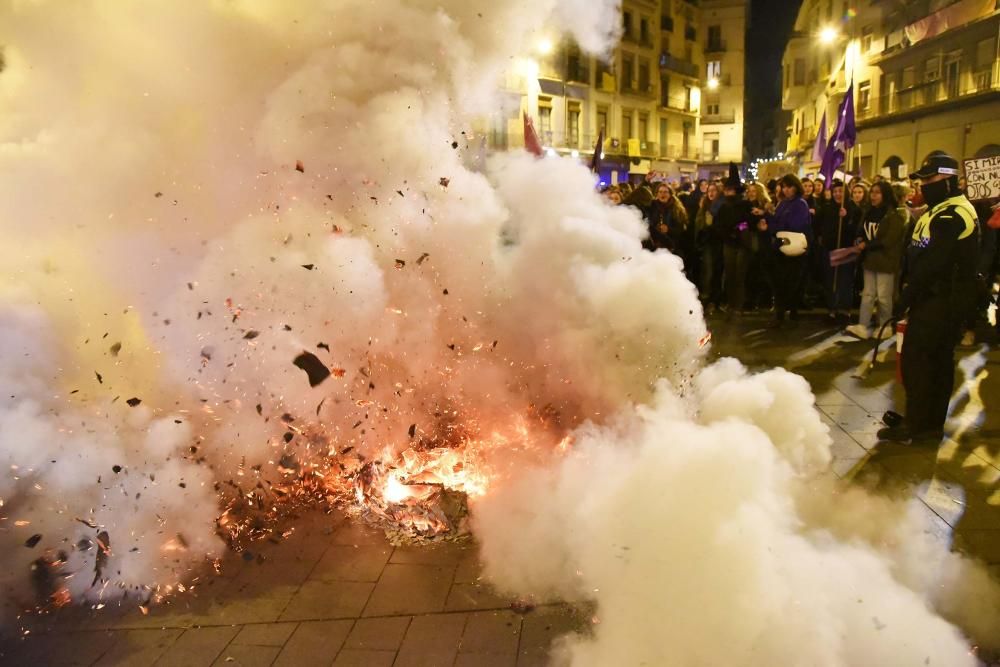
213, 409, 549, 553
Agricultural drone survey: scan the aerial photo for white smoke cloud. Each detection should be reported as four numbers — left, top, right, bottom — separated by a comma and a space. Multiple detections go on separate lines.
0, 0, 669, 609
473, 370, 999, 665
0, 0, 996, 663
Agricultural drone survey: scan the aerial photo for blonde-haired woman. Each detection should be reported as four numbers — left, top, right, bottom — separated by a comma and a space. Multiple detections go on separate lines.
747, 182, 775, 310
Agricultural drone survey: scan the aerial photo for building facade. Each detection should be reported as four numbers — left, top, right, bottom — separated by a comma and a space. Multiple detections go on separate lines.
782, 0, 1000, 180
481, 0, 748, 185
698, 0, 748, 179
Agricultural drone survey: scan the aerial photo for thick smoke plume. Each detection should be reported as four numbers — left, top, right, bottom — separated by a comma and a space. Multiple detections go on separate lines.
0, 0, 996, 663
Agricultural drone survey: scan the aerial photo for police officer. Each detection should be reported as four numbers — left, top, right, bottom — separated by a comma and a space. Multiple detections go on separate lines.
878, 152, 979, 444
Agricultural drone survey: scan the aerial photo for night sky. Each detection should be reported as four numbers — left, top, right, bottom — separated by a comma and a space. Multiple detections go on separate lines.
745, 0, 802, 160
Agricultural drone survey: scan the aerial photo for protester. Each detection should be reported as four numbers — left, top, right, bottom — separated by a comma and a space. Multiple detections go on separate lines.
603, 186, 623, 205
851, 181, 870, 212
643, 182, 688, 257
805, 176, 826, 307
761, 174, 813, 327
802, 177, 814, 202
717, 163, 754, 318
846, 181, 905, 339
625, 175, 655, 209
813, 175, 827, 204
766, 178, 779, 203
746, 180, 775, 311
878, 152, 980, 444
959, 196, 999, 345
695, 182, 724, 310
817, 179, 862, 320
682, 179, 708, 285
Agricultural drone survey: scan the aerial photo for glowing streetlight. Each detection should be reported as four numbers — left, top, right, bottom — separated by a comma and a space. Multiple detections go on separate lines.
536, 37, 554, 55
819, 26, 839, 44
707, 77, 719, 90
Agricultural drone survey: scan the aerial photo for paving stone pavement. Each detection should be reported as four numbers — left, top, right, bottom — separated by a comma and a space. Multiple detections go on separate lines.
1, 313, 997, 666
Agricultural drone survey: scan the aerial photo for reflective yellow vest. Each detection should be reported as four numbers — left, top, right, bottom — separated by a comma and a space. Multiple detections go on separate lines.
910, 194, 978, 248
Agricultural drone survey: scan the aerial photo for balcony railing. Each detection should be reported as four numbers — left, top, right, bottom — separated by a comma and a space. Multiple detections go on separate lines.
701, 110, 736, 124
539, 131, 594, 150
705, 39, 726, 53
660, 92, 697, 113
622, 82, 656, 97
659, 52, 698, 77
664, 144, 700, 160
857, 62, 1000, 121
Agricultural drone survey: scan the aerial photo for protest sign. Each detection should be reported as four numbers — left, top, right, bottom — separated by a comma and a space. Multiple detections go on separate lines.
964, 153, 1000, 201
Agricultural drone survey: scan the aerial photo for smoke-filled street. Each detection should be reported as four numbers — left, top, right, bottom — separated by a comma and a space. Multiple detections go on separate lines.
1, 1, 999, 665
2, 318, 998, 665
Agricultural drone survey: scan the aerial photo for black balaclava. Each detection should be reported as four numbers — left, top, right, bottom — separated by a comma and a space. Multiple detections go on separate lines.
921, 176, 959, 209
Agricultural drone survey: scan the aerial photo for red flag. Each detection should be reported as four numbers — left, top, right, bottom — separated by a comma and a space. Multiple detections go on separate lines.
523, 112, 544, 157
590, 129, 604, 173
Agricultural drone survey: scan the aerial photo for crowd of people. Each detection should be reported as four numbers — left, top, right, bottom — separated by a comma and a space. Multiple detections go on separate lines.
602, 164, 1000, 340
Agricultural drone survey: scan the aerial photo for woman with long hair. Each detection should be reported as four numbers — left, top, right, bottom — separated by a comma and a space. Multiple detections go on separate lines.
695, 182, 724, 310
643, 182, 688, 258
746, 181, 775, 310
760, 174, 813, 327
851, 181, 870, 214
846, 181, 906, 339
817, 179, 863, 320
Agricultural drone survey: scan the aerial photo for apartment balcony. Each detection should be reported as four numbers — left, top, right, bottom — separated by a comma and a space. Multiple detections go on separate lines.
782, 82, 807, 110
659, 52, 699, 78
539, 130, 584, 150
663, 144, 700, 161
621, 82, 657, 98
660, 97, 698, 115
872, 0, 1000, 64
701, 110, 736, 124
705, 39, 726, 54
857, 61, 1000, 124
629, 139, 660, 158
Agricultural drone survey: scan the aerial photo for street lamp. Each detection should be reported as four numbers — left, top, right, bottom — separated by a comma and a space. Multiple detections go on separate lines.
536, 37, 554, 55
707, 77, 719, 90
819, 26, 839, 44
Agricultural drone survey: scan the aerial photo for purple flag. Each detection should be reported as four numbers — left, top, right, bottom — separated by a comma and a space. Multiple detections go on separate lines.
821, 81, 856, 182
811, 112, 827, 164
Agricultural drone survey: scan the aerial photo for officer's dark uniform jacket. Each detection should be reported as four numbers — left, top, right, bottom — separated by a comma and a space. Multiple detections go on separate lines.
898, 193, 979, 434
900, 194, 980, 321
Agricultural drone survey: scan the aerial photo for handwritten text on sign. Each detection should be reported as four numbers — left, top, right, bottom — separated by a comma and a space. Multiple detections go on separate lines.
964, 155, 1000, 201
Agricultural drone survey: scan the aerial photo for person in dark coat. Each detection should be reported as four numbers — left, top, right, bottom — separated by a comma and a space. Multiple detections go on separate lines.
845, 181, 906, 339
716, 163, 754, 317
760, 174, 813, 327
643, 182, 688, 259
878, 152, 981, 444
746, 181, 776, 310
816, 179, 862, 319
695, 182, 724, 310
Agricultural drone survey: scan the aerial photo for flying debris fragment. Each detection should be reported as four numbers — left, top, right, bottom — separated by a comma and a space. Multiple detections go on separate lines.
293, 351, 332, 387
